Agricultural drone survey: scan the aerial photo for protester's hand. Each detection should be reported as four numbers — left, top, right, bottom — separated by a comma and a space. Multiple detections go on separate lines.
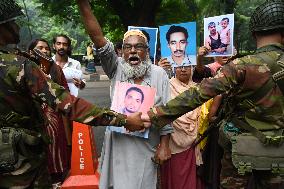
198, 46, 209, 57
158, 58, 171, 70
125, 112, 144, 132
73, 78, 85, 89
73, 78, 81, 87
141, 114, 151, 122
152, 144, 171, 165
141, 114, 151, 128
214, 47, 226, 53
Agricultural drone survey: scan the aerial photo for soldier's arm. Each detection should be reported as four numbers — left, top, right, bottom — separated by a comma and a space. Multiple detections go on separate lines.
148, 60, 245, 129
22, 60, 142, 129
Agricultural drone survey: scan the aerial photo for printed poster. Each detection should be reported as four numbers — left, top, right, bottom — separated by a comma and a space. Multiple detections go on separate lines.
159, 22, 197, 67
108, 81, 156, 138
204, 14, 234, 57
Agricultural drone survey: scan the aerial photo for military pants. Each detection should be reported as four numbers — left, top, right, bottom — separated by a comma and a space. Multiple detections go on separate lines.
0, 157, 51, 189
220, 151, 284, 189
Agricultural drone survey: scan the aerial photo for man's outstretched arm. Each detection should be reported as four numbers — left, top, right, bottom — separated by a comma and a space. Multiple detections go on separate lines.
77, 0, 118, 79
22, 59, 144, 131
76, 0, 106, 48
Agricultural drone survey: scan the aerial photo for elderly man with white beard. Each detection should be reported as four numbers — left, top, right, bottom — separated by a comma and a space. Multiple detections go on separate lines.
77, 1, 173, 189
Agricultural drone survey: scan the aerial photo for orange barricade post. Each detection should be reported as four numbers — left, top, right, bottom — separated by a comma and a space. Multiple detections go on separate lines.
61, 121, 100, 189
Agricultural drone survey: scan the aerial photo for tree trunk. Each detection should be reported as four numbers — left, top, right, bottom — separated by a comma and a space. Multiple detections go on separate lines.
108, 0, 162, 29
224, 0, 236, 13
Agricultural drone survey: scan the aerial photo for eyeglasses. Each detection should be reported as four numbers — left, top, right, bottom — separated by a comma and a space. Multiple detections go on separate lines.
175, 66, 191, 70
123, 43, 148, 52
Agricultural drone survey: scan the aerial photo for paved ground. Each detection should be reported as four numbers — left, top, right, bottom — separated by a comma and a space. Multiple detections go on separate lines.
82, 66, 109, 82
78, 80, 111, 156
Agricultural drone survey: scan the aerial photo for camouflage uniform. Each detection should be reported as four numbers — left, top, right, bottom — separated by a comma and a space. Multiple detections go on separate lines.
0, 48, 127, 188
149, 43, 284, 188
150, 1, 284, 187
149, 43, 283, 128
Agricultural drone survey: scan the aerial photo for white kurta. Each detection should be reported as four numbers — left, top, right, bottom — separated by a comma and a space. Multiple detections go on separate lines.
52, 56, 85, 97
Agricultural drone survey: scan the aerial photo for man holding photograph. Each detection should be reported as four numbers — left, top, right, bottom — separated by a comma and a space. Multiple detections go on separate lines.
77, 0, 173, 189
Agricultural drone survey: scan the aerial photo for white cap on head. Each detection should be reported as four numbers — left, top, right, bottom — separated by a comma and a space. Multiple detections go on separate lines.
123, 29, 148, 43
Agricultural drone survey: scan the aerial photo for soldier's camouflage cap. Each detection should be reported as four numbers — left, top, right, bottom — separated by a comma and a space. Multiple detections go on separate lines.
0, 0, 24, 25
250, 0, 284, 32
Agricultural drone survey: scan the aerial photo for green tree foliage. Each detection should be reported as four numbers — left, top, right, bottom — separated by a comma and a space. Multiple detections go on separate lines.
18, 0, 266, 54
17, 0, 91, 54
156, 0, 197, 25
234, 0, 266, 53
34, 0, 198, 46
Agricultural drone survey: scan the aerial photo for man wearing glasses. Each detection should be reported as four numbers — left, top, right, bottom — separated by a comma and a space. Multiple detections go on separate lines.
77, 1, 173, 189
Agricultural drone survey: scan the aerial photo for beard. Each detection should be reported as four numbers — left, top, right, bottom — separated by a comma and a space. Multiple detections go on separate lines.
56, 48, 67, 56
121, 57, 151, 79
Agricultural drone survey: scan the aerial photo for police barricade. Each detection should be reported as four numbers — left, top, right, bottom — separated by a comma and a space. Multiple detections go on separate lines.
62, 121, 99, 189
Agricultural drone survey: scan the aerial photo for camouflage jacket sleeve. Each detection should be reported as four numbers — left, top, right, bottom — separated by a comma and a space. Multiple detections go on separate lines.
22, 59, 126, 127
148, 59, 246, 129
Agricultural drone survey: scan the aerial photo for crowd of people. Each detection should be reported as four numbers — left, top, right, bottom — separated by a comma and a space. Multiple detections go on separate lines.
0, 0, 284, 189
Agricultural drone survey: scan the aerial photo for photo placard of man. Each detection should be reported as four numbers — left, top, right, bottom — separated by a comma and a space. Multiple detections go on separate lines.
109, 82, 156, 138
159, 22, 197, 69
122, 86, 144, 114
